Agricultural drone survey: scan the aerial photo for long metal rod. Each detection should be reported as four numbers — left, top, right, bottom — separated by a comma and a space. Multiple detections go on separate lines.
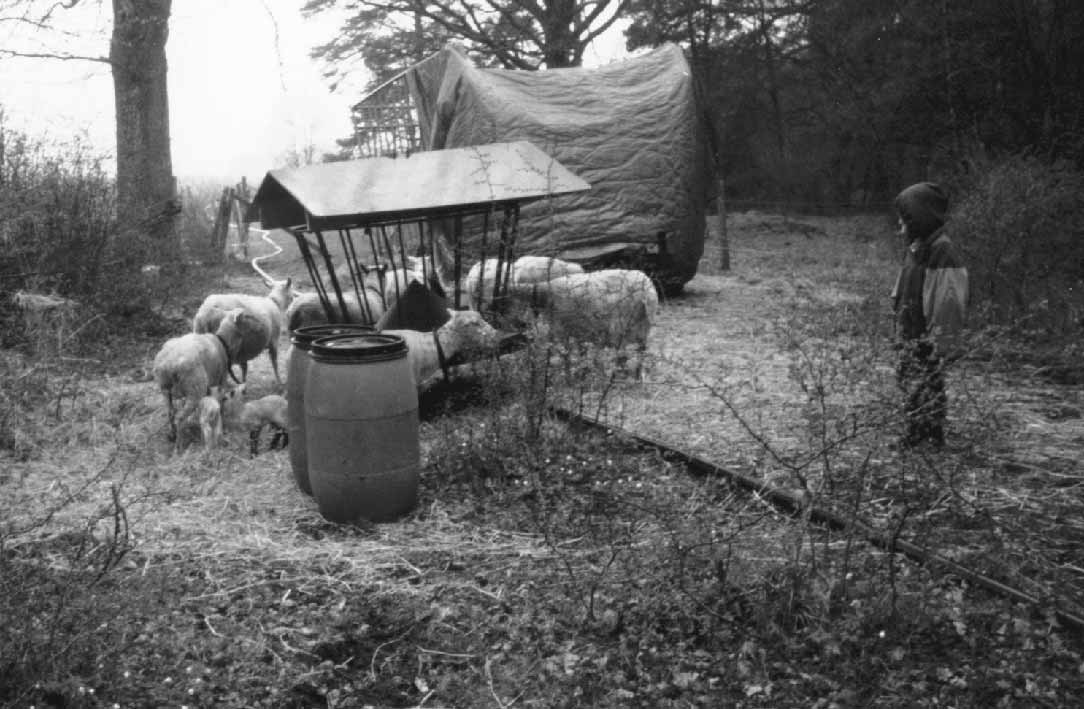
341, 227, 374, 323
500, 204, 519, 298
380, 225, 399, 307
477, 208, 490, 311
453, 215, 463, 310
548, 406, 1084, 635
492, 207, 510, 311
293, 228, 335, 323
314, 229, 349, 322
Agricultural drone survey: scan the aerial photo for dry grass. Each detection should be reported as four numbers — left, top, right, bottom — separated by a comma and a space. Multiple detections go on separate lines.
4, 211, 1084, 707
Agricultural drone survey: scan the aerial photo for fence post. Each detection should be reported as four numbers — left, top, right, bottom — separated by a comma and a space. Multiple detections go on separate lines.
233, 176, 251, 261
211, 186, 232, 261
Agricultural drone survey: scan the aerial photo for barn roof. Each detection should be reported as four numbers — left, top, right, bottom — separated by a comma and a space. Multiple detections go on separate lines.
245, 140, 590, 231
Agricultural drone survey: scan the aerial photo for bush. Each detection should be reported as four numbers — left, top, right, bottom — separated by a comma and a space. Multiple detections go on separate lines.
950, 153, 1084, 334
0, 124, 115, 303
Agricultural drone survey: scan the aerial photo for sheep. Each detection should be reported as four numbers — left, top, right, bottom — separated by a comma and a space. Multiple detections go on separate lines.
383, 309, 501, 390
240, 394, 289, 457
197, 392, 223, 451
219, 383, 289, 457
153, 308, 247, 451
285, 288, 385, 332
509, 268, 660, 379
379, 256, 448, 307
192, 278, 294, 386
463, 255, 584, 311
333, 255, 447, 308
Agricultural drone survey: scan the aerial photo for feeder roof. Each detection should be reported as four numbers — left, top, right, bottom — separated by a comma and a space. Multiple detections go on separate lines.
245, 140, 591, 231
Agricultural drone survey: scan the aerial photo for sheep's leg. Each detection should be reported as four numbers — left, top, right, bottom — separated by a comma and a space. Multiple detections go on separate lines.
631, 344, 646, 382
164, 391, 177, 442
249, 427, 261, 458
269, 426, 288, 450
269, 344, 282, 388
173, 397, 199, 454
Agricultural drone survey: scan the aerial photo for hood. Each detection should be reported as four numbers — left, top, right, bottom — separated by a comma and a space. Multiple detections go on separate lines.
894, 182, 948, 240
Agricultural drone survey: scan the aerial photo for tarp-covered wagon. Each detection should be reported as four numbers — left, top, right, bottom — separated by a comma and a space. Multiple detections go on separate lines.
353, 43, 711, 294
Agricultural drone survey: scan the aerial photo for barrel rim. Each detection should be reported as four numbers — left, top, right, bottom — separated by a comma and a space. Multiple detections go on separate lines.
292, 323, 376, 349
310, 332, 407, 361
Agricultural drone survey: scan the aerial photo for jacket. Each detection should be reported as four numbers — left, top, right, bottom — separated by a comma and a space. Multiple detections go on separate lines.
892, 228, 969, 351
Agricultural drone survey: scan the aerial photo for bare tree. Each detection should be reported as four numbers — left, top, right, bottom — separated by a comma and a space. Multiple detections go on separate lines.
1, 0, 176, 248
304, 0, 632, 71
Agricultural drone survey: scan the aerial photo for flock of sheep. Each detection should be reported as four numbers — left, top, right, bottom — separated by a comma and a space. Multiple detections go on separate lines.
150, 252, 661, 455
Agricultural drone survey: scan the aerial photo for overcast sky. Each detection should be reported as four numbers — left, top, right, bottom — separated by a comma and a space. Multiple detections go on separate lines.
0, 0, 628, 184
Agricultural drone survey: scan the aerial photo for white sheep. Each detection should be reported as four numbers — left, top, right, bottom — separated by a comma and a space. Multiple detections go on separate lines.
153, 308, 246, 451
285, 288, 385, 331
218, 384, 289, 457
383, 309, 501, 389
510, 268, 660, 378
192, 278, 294, 386
240, 393, 289, 457
463, 255, 584, 311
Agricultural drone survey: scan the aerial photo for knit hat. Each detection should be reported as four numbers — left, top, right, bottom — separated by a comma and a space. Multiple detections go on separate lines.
894, 182, 948, 239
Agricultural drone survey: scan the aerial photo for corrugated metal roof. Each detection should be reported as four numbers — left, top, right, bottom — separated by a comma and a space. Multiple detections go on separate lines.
246, 141, 591, 230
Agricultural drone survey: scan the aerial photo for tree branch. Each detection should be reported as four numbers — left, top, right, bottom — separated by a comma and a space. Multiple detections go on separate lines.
0, 48, 110, 63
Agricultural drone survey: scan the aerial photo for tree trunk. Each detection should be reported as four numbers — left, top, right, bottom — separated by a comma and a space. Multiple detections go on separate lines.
541, 0, 577, 67
110, 0, 176, 250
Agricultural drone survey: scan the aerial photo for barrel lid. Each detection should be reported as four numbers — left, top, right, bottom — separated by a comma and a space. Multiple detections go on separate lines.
309, 332, 407, 361
292, 323, 374, 348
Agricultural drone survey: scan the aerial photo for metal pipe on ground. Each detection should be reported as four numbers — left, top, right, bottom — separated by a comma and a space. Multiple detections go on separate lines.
549, 406, 1084, 635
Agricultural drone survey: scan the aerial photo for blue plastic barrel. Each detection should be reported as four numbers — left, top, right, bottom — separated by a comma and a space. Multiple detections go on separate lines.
305, 333, 419, 523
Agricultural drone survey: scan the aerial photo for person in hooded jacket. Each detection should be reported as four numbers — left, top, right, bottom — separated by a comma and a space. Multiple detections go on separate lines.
891, 182, 969, 448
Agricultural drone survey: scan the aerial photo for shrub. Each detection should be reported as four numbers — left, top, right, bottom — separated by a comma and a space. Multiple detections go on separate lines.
0, 123, 115, 304
950, 153, 1084, 334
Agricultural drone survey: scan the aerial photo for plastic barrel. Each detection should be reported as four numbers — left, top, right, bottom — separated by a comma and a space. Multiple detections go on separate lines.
305, 333, 419, 523
287, 324, 375, 496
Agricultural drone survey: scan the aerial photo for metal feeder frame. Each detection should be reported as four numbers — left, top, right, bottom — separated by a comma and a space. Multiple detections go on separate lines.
246, 141, 592, 328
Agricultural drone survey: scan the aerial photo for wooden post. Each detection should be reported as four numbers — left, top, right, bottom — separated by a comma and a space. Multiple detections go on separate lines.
233, 176, 251, 261
212, 187, 232, 261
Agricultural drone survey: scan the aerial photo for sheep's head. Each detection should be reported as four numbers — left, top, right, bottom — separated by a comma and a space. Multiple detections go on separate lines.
268, 278, 294, 311
440, 309, 499, 359
212, 382, 245, 403
214, 308, 248, 357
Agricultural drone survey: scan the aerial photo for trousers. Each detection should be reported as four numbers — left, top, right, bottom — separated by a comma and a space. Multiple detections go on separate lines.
897, 340, 947, 446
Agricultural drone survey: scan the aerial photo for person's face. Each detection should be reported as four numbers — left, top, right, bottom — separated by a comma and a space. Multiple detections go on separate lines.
897, 217, 909, 242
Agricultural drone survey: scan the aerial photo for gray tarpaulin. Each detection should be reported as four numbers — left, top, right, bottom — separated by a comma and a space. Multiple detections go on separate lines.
407, 43, 711, 290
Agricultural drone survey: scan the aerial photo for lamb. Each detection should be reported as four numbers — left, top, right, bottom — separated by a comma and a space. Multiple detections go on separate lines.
218, 384, 289, 457
383, 309, 501, 389
285, 288, 385, 331
197, 391, 224, 451
510, 268, 660, 378
192, 278, 294, 386
464, 255, 584, 311
240, 393, 289, 457
153, 308, 247, 451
